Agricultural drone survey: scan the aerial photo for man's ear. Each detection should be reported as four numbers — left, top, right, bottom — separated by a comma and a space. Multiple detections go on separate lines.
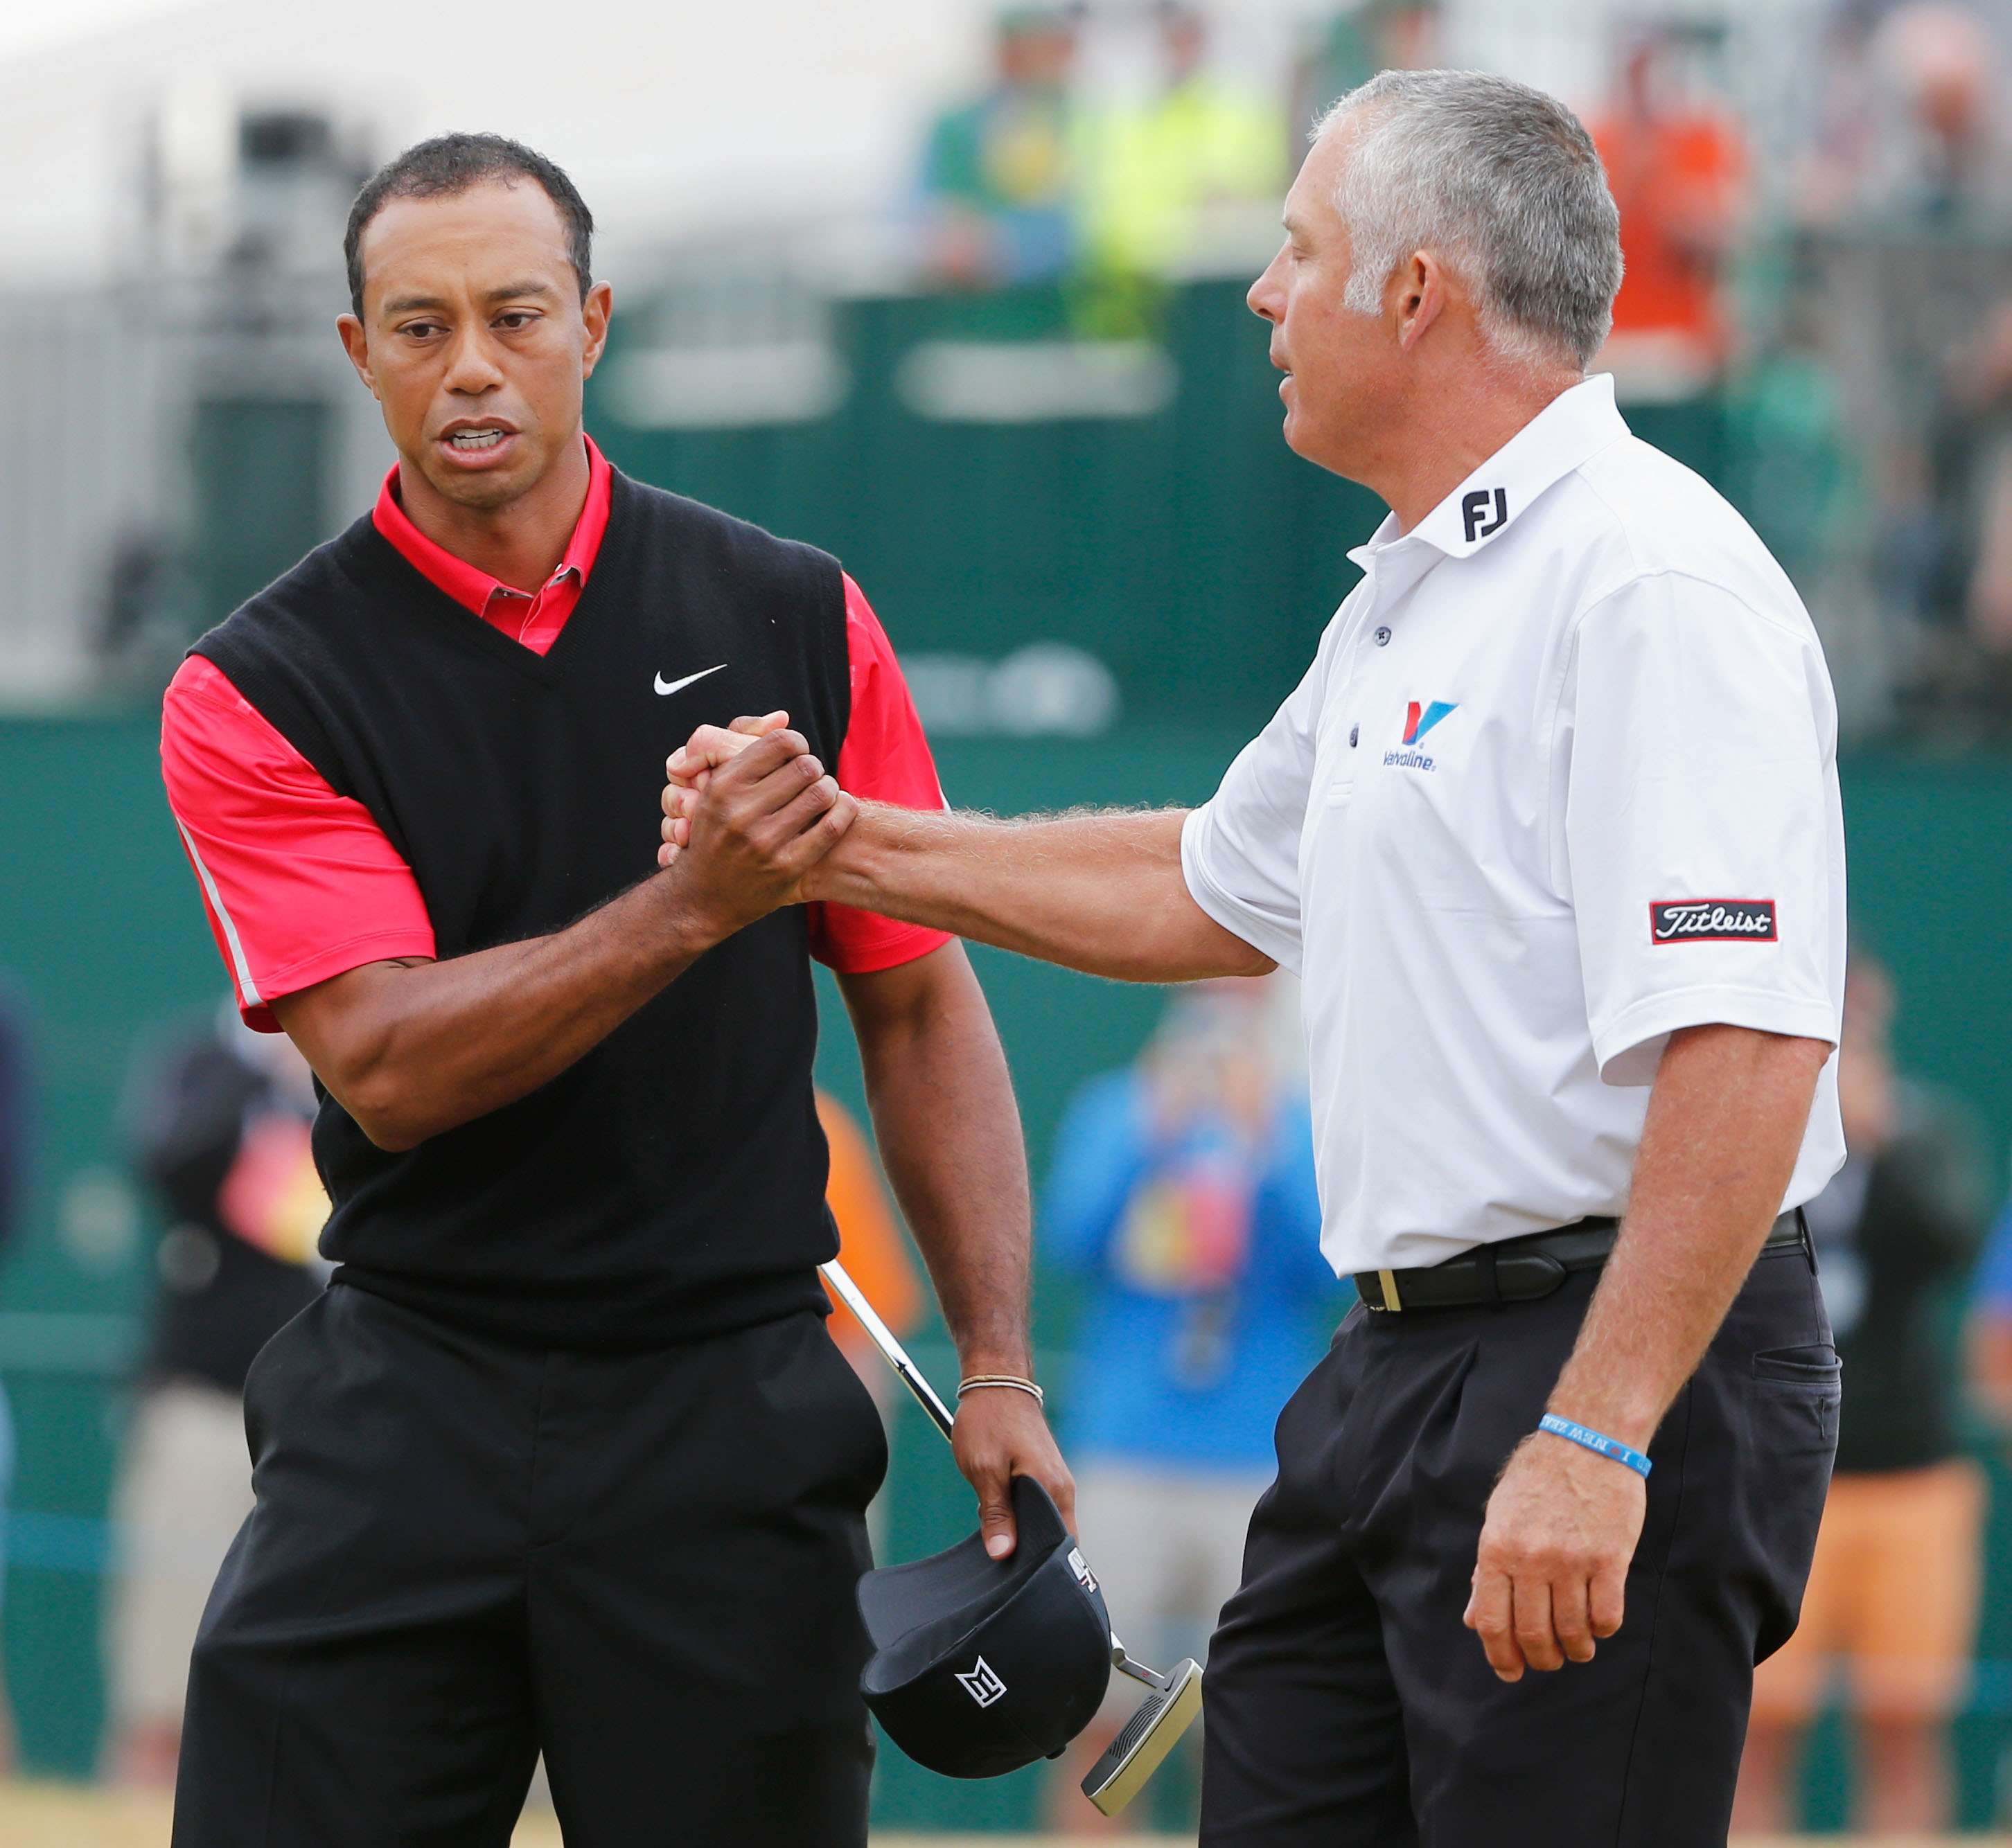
336, 314, 379, 399
580, 281, 615, 380
1395, 251, 1447, 353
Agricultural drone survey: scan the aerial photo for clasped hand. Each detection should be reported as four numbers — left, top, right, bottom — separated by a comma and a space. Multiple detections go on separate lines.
656, 712, 847, 941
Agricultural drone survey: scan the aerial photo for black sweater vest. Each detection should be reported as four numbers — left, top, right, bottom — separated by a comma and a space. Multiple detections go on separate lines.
192, 469, 851, 1348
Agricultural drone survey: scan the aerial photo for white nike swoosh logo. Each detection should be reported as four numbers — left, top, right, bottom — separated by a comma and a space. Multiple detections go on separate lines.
654, 664, 727, 698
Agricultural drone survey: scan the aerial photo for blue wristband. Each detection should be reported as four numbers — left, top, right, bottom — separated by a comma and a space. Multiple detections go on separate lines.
1537, 1413, 1652, 1478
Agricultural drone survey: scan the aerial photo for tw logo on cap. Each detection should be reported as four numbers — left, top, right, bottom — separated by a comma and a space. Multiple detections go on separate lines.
956, 1656, 1008, 1709
1649, 900, 1778, 944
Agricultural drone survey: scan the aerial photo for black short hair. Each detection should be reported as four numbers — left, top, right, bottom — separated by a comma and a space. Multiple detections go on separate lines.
344, 132, 593, 319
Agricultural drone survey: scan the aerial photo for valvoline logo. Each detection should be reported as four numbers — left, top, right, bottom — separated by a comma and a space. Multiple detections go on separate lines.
1402, 700, 1458, 745
1386, 700, 1458, 772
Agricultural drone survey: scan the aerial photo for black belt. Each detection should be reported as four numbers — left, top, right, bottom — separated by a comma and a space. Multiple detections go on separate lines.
1353, 1209, 1809, 1315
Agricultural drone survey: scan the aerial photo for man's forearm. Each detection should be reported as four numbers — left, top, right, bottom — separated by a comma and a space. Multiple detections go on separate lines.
842, 947, 1033, 1373
279, 729, 857, 1150
815, 803, 1270, 983
840, 944, 1077, 1552
275, 871, 712, 1150
1545, 1024, 1832, 1448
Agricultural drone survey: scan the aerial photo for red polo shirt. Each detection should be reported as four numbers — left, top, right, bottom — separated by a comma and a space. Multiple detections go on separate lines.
162, 436, 951, 1028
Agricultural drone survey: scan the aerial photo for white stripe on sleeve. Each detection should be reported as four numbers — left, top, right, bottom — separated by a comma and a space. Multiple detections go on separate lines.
176, 819, 264, 1008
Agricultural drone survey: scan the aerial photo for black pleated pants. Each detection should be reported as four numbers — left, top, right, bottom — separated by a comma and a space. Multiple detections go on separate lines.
172, 1281, 887, 1848
1200, 1241, 1839, 1847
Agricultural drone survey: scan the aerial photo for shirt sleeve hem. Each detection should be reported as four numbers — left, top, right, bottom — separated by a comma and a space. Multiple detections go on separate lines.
240, 930, 439, 1030
811, 923, 955, 975
1591, 986, 1840, 1087
1180, 808, 1303, 975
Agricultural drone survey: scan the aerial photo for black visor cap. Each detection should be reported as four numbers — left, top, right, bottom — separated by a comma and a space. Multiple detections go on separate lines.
859, 1475, 1112, 1778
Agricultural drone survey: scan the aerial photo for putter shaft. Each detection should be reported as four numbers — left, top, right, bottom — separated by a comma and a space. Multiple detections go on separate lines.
820, 1259, 955, 1439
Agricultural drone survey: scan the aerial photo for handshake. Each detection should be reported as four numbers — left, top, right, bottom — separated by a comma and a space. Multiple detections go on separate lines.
655, 711, 858, 943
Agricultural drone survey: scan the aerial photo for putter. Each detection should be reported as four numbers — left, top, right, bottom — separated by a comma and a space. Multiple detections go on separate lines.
820, 1259, 1205, 1818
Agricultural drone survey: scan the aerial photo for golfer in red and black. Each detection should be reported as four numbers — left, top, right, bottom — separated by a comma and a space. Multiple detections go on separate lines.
159, 134, 1070, 1848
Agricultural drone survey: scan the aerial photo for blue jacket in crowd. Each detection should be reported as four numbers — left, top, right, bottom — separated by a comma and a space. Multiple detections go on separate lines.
1042, 1067, 1342, 1473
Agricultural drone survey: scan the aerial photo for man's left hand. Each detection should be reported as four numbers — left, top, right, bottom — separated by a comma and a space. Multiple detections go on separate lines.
1463, 1428, 1645, 1681
951, 1385, 1076, 1561
659, 714, 787, 867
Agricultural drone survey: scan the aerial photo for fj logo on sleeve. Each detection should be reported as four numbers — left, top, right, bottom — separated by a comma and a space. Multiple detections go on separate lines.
654, 664, 727, 698
956, 1657, 1008, 1709
1384, 700, 1458, 772
1649, 900, 1779, 943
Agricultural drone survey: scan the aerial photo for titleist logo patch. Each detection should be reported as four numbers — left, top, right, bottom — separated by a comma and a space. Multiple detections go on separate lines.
1649, 900, 1778, 944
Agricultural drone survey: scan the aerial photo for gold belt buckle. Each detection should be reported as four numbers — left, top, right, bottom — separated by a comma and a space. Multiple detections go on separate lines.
1377, 1268, 1402, 1313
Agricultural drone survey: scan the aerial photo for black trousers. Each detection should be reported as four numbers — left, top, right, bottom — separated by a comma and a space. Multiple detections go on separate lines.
1200, 1242, 1838, 1847
173, 1283, 888, 1848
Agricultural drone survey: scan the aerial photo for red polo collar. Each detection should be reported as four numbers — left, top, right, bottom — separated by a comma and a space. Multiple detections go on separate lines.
371, 434, 612, 625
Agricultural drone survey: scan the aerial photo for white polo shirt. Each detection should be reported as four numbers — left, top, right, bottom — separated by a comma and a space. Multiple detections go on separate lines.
1181, 374, 1846, 1277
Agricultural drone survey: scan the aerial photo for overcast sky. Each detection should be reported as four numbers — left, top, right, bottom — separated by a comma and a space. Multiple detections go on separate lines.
0, 0, 1303, 285
0, 0, 201, 60
0, 0, 1631, 286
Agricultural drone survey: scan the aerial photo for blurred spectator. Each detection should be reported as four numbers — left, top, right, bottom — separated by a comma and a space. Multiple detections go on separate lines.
919, 6, 1082, 289
1790, 2, 2012, 730
1589, 26, 1748, 390
1734, 954, 1990, 1836
1073, 3, 1287, 286
1922, 291, 2012, 721
1723, 297, 1862, 583
0, 977, 32, 1776
1826, 258, 2012, 731
1039, 977, 1336, 1827
1291, 1, 1442, 132
1860, 3, 2012, 225
1969, 1192, 2012, 1425
94, 531, 199, 694
1791, 6, 1884, 231
817, 1089, 923, 1412
107, 1006, 326, 1786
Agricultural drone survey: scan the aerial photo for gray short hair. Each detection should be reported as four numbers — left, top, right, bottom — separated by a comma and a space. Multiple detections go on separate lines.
1317, 70, 1623, 370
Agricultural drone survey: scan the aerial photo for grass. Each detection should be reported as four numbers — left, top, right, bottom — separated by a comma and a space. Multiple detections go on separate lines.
0, 1780, 1165, 1845
0, 1781, 1997, 1846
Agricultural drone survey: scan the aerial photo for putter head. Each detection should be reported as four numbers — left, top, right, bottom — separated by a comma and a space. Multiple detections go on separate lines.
1080, 1657, 1204, 1818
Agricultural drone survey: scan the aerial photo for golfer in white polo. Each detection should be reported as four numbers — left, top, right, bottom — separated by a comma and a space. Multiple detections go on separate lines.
664, 69, 1845, 1847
